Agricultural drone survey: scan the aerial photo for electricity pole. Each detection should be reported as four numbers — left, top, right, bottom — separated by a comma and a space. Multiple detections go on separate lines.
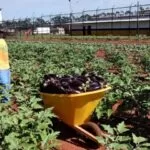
68, 0, 72, 35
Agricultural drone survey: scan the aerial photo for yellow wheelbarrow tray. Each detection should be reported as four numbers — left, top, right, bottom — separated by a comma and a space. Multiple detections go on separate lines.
40, 85, 111, 143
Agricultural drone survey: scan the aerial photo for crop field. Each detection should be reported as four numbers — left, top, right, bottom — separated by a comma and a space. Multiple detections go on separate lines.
0, 40, 150, 149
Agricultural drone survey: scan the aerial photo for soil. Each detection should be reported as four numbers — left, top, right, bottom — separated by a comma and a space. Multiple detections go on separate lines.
95, 50, 106, 59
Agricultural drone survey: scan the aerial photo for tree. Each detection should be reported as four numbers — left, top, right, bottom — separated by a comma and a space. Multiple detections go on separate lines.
84, 14, 92, 21
79, 14, 92, 21
51, 15, 62, 26
34, 17, 48, 27
125, 10, 132, 16
61, 16, 70, 24
115, 11, 120, 17
17, 18, 32, 29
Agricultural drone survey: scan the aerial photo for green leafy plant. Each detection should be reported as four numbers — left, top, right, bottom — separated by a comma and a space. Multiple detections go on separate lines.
4, 41, 149, 149
97, 122, 150, 150
132, 134, 150, 150
0, 97, 59, 150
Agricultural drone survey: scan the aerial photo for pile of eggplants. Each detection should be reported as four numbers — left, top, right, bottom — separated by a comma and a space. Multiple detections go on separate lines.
40, 71, 107, 94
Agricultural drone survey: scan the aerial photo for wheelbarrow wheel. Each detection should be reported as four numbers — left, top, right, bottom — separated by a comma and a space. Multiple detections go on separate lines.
81, 121, 103, 136
79, 121, 104, 148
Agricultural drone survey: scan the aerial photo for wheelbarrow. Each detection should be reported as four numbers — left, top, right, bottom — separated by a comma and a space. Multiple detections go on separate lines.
40, 86, 111, 143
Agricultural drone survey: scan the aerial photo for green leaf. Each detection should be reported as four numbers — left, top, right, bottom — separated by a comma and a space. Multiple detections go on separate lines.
107, 109, 113, 117
117, 122, 129, 134
136, 148, 150, 150
132, 134, 147, 144
13, 116, 18, 124
20, 119, 30, 127
96, 136, 106, 145
141, 143, 150, 147
109, 143, 130, 150
31, 103, 43, 109
117, 136, 131, 142
5, 133, 20, 149
21, 144, 36, 150
37, 123, 49, 130
102, 124, 114, 135
41, 131, 59, 149
30, 132, 38, 144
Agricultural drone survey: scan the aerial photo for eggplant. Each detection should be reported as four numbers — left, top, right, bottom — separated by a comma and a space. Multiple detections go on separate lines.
60, 78, 72, 84
87, 82, 101, 91
70, 79, 83, 87
40, 71, 107, 94
46, 84, 65, 94
66, 89, 81, 94
61, 81, 70, 88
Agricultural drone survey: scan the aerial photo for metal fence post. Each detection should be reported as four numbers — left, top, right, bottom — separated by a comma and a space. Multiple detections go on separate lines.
149, 12, 150, 35
69, 12, 72, 36
82, 11, 85, 36
96, 9, 98, 36
137, 2, 139, 38
32, 17, 35, 39
19, 18, 21, 40
49, 15, 51, 39
41, 16, 43, 39
60, 14, 62, 27
13, 19, 16, 39
111, 7, 114, 35
129, 6, 131, 37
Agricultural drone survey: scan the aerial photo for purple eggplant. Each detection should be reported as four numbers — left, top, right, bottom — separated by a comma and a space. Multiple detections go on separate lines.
40, 71, 107, 94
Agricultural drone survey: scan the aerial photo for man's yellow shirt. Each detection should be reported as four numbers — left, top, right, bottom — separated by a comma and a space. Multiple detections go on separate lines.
0, 39, 10, 70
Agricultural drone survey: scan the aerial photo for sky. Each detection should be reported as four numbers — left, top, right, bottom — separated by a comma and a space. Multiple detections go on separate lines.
1, 0, 150, 20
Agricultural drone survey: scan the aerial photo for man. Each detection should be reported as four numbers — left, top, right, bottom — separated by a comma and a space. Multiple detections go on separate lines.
0, 32, 11, 103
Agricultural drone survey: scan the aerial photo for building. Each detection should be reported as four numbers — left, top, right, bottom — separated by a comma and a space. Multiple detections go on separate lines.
50, 27, 65, 35
33, 27, 50, 34
33, 27, 65, 35
64, 11, 150, 36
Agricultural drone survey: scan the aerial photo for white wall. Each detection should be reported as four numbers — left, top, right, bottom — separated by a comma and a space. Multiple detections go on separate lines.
33, 27, 50, 34
71, 20, 150, 30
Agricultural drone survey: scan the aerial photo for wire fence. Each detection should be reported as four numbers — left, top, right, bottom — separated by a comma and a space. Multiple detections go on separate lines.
1, 3, 150, 39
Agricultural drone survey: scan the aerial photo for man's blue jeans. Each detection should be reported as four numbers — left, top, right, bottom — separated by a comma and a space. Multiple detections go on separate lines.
0, 69, 11, 103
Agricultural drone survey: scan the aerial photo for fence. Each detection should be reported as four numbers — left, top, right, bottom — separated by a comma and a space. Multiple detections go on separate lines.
1, 3, 150, 39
